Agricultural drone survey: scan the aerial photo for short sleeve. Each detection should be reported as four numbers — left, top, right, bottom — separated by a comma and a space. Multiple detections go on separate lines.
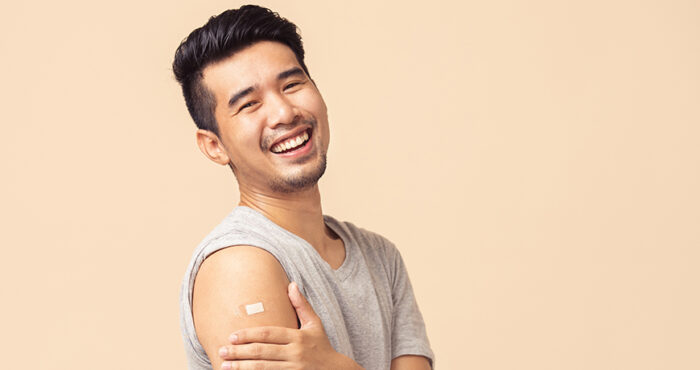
389, 246, 435, 368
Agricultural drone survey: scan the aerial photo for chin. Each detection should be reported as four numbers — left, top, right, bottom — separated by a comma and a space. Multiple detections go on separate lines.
268, 154, 327, 193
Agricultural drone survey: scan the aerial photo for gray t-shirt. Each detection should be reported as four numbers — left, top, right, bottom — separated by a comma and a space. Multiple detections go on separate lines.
180, 206, 434, 369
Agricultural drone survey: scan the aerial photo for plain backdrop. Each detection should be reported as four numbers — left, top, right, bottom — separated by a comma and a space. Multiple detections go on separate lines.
1, 0, 699, 369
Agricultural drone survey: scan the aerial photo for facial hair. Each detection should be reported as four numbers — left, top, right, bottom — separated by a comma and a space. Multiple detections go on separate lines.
263, 116, 327, 193
268, 152, 327, 193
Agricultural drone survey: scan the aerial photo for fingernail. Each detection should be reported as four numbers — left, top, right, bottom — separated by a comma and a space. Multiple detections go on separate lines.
228, 333, 238, 343
221, 362, 232, 370
218, 346, 228, 357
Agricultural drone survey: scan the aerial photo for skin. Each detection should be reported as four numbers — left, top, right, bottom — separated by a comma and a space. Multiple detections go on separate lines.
193, 41, 430, 370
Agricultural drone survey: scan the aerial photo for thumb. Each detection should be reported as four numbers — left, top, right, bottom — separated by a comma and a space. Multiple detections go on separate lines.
288, 282, 320, 328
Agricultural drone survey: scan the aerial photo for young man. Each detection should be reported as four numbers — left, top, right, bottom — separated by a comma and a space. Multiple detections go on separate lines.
174, 5, 433, 370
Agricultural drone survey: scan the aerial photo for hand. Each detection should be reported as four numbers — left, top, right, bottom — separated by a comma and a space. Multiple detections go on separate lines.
218, 282, 363, 370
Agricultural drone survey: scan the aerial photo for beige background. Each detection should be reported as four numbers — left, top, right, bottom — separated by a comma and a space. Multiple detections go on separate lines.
1, 0, 698, 369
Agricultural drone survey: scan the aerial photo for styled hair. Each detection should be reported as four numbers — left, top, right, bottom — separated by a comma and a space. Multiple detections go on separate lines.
172, 5, 309, 136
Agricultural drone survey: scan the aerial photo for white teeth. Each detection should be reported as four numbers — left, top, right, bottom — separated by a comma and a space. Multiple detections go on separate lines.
271, 131, 309, 153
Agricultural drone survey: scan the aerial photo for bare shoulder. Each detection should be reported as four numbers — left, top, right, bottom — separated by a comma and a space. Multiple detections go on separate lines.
193, 245, 297, 366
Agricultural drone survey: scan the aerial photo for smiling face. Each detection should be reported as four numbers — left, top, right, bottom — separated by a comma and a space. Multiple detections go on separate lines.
197, 41, 330, 194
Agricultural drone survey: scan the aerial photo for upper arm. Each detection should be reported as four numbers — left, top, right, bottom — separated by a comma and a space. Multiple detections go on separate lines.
387, 245, 434, 367
390, 355, 431, 370
192, 245, 298, 368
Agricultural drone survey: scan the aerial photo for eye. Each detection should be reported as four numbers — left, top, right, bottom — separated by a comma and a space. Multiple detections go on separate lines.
239, 101, 257, 112
284, 81, 305, 91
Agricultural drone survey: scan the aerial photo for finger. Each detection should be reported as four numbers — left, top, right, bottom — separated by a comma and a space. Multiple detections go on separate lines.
231, 326, 295, 344
221, 360, 288, 370
287, 282, 320, 328
218, 343, 288, 361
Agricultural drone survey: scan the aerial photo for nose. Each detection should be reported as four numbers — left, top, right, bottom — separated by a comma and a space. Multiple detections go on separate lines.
266, 93, 299, 128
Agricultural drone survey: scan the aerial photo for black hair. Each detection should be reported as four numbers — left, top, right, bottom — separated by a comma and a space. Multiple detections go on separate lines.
172, 5, 309, 136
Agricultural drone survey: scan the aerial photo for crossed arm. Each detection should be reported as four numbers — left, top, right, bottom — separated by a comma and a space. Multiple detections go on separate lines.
193, 245, 430, 370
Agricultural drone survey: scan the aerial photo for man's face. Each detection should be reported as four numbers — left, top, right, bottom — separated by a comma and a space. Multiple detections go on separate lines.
201, 41, 329, 193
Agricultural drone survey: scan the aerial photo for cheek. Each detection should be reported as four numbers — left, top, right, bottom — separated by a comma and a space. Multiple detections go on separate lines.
296, 88, 327, 115
308, 95, 330, 143
222, 124, 262, 156
312, 93, 328, 116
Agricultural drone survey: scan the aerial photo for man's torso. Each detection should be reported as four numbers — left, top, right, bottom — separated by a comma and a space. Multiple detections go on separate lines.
179, 206, 432, 370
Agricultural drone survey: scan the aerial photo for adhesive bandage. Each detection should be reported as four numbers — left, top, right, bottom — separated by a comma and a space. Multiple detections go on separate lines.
244, 302, 265, 315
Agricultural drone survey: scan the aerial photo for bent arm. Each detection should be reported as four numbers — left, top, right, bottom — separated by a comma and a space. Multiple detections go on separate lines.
192, 245, 298, 369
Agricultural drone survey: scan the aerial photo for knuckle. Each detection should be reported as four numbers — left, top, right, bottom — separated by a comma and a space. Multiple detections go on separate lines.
226, 346, 237, 358
250, 343, 263, 358
259, 327, 271, 341
290, 346, 303, 362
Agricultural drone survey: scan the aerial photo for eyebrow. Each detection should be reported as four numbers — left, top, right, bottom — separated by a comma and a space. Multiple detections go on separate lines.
228, 86, 256, 109
277, 67, 305, 80
227, 67, 306, 109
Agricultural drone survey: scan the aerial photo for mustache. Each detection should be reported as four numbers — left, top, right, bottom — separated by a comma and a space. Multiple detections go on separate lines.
261, 117, 317, 150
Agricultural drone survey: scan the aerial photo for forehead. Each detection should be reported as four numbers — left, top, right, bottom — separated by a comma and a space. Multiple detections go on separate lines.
202, 41, 302, 101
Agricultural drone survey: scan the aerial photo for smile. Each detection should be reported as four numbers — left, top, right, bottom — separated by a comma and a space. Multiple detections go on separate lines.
271, 130, 311, 154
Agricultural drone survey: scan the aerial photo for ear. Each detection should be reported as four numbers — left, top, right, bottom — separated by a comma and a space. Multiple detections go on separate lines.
196, 129, 231, 166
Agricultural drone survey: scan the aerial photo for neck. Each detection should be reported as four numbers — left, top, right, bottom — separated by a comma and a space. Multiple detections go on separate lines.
238, 184, 334, 252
